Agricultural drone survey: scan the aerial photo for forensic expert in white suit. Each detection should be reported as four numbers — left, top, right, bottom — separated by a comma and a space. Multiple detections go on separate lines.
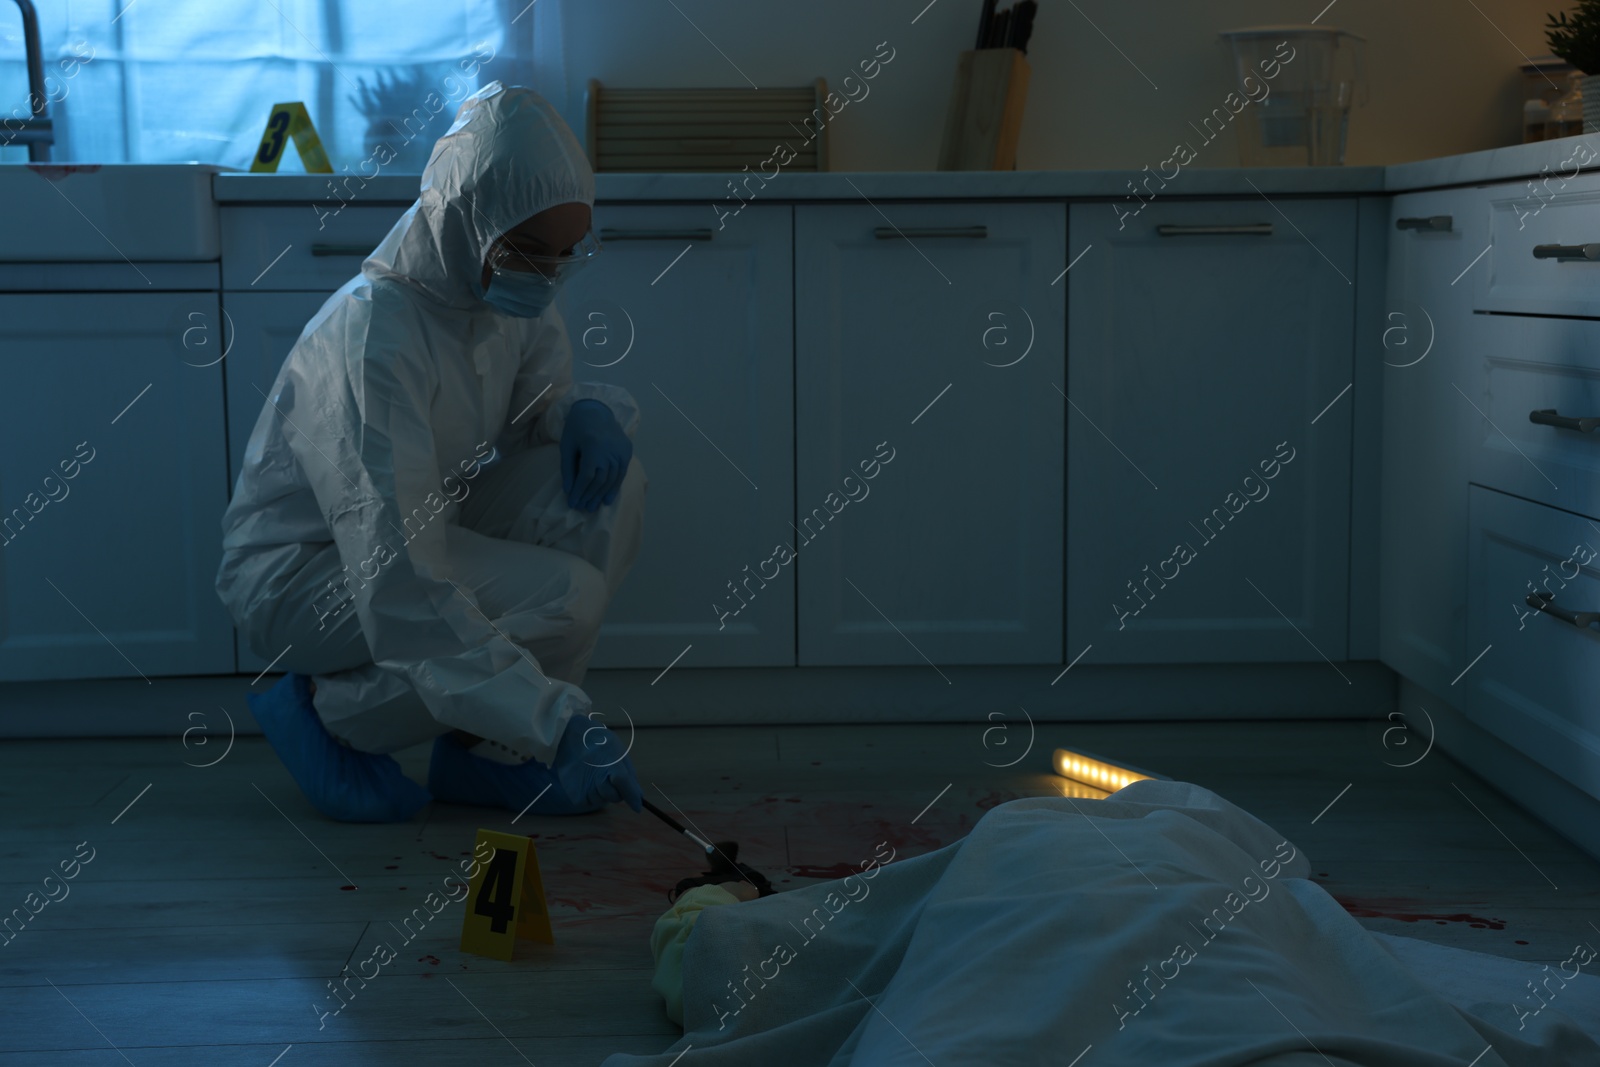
215, 83, 645, 823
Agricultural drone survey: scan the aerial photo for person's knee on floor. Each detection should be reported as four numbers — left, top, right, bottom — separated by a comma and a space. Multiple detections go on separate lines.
248, 672, 430, 823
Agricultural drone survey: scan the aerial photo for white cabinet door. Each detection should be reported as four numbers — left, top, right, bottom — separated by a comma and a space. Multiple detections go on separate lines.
1465, 486, 1600, 805
1067, 200, 1355, 664
0, 293, 234, 680
560, 204, 795, 668
794, 203, 1066, 666
1377, 187, 1485, 697
221, 291, 333, 675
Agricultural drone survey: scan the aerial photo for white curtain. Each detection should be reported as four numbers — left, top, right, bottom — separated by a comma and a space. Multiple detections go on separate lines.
0, 0, 567, 168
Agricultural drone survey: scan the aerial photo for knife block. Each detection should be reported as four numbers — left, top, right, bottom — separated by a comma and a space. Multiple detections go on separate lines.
938, 48, 1031, 170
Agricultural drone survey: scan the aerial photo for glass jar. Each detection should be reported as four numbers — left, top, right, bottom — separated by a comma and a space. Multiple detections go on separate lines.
1547, 70, 1586, 140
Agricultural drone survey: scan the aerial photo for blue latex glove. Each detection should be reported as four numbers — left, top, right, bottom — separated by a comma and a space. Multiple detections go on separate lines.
560, 399, 631, 512
552, 712, 643, 812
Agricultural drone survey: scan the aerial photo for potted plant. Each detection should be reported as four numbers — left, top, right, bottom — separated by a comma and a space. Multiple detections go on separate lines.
1547, 1, 1600, 132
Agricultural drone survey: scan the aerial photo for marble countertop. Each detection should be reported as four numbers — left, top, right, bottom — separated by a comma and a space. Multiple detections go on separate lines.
211, 134, 1600, 204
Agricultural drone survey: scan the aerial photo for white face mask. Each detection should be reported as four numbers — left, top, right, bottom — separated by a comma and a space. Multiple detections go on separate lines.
483, 270, 561, 318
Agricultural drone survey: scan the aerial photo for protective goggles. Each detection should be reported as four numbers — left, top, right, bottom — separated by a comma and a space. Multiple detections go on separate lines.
484, 228, 603, 283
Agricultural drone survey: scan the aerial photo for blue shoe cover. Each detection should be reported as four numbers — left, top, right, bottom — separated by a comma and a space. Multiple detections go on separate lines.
427, 733, 602, 815
246, 673, 430, 823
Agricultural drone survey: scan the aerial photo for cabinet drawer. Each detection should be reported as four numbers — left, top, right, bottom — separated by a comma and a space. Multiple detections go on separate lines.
1465, 313, 1600, 514
1465, 485, 1600, 804
1476, 162, 1600, 316
221, 204, 411, 291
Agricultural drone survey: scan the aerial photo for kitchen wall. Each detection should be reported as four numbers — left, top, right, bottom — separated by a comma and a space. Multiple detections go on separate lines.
550, 0, 1551, 171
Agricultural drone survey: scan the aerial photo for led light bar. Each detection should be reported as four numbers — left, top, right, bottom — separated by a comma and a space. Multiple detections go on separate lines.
1051, 747, 1167, 793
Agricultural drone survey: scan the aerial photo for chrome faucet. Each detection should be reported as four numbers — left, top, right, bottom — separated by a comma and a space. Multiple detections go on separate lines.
6, 0, 53, 161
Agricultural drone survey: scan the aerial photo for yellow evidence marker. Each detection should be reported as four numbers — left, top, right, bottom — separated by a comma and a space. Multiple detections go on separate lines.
460, 828, 555, 960
249, 102, 333, 173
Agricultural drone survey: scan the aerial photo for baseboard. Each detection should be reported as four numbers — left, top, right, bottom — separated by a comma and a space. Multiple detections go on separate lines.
0, 661, 1396, 738
587, 661, 1395, 724
1398, 676, 1600, 864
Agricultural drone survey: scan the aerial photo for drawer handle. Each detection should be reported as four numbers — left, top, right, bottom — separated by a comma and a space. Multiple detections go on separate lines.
310, 243, 375, 257
1529, 408, 1600, 433
1525, 591, 1600, 631
873, 226, 988, 239
598, 228, 715, 241
1532, 243, 1600, 261
1155, 224, 1274, 237
1396, 215, 1453, 232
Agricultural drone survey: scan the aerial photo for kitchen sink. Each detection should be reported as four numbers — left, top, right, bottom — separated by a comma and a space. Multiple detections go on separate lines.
0, 163, 226, 261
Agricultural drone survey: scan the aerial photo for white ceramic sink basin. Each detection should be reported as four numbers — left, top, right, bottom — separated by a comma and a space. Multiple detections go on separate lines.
0, 163, 226, 261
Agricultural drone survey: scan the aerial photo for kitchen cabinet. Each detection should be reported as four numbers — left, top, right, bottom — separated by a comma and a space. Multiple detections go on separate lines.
793, 202, 1065, 666
561, 203, 795, 669
1465, 308, 1600, 520
1465, 486, 1600, 805
220, 205, 406, 292
0, 292, 235, 681
1377, 187, 1484, 698
1475, 168, 1600, 318
1067, 200, 1356, 664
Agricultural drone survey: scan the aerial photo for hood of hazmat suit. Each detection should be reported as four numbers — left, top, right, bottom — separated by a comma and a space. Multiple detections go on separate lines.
215, 82, 640, 766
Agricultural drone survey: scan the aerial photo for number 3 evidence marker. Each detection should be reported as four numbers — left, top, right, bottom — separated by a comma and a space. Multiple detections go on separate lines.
249, 102, 333, 174
460, 829, 555, 960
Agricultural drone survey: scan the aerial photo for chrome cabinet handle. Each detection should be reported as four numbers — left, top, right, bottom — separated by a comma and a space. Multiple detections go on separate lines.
309, 243, 374, 257
1155, 224, 1273, 237
1526, 591, 1600, 630
873, 226, 988, 239
1532, 243, 1600, 260
599, 228, 715, 241
1530, 409, 1600, 433
1396, 215, 1453, 232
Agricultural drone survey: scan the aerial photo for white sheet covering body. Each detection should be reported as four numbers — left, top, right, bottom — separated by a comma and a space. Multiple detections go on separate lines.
604, 781, 1600, 1067
215, 82, 639, 766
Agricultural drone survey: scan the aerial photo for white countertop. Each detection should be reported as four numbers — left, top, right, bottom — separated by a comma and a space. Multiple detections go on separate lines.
208, 133, 1600, 204
213, 167, 1386, 203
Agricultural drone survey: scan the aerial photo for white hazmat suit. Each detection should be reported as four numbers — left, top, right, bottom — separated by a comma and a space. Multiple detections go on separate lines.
215, 83, 644, 772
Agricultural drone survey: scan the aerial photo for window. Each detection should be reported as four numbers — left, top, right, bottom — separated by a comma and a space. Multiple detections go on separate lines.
0, 0, 563, 168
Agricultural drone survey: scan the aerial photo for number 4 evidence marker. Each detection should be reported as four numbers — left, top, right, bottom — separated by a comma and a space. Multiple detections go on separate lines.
459, 828, 554, 960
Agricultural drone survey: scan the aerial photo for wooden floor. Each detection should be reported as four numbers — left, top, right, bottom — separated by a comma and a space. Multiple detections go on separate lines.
2, 718, 1597, 1065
